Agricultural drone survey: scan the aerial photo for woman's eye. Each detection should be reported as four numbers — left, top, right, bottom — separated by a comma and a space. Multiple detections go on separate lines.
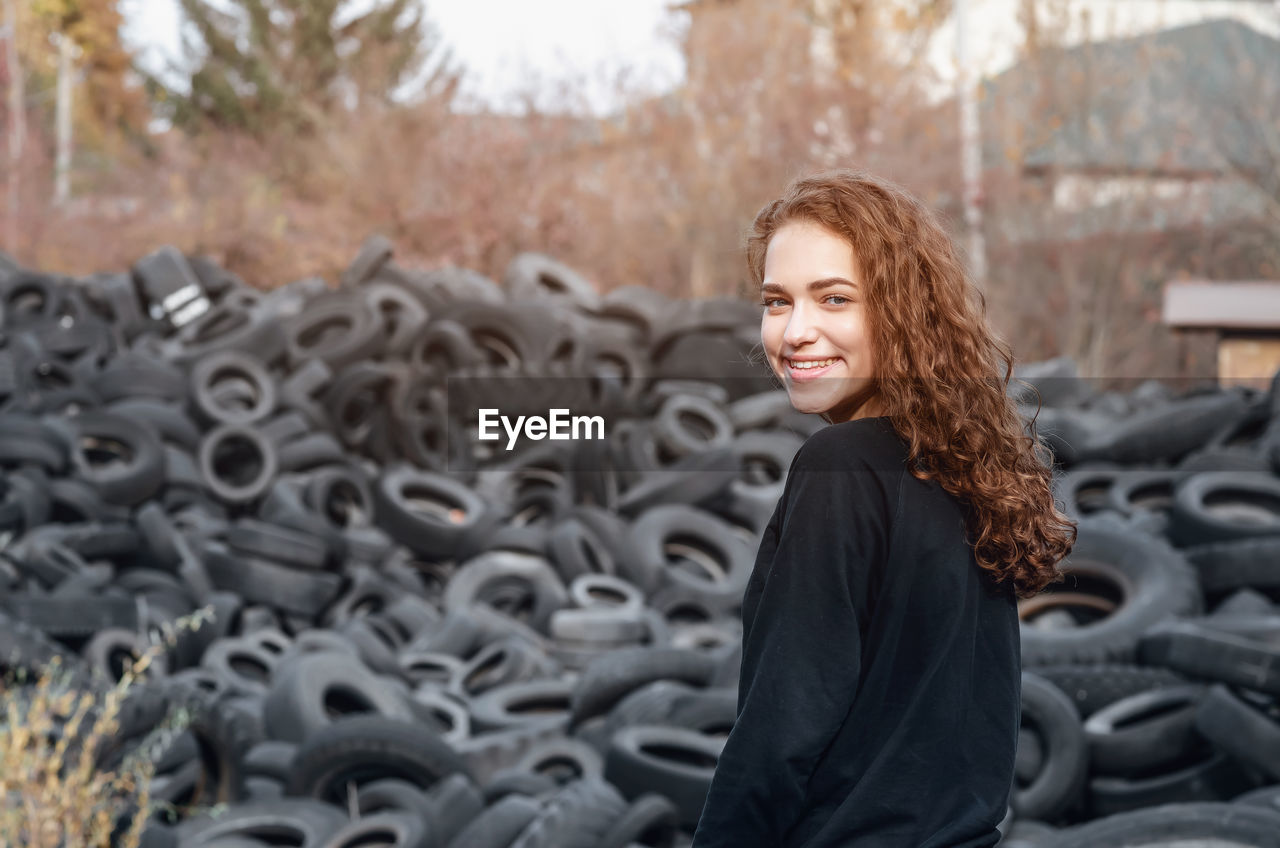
760, 295, 847, 308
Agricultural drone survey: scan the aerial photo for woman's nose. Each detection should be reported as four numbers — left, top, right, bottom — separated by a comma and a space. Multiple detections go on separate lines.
783, 305, 819, 347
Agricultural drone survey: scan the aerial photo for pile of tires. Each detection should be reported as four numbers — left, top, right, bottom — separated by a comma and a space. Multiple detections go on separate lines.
1000, 364, 1280, 845
1, 239, 1279, 847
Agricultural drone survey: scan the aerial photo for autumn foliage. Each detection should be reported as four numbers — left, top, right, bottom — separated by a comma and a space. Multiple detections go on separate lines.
1, 0, 1276, 381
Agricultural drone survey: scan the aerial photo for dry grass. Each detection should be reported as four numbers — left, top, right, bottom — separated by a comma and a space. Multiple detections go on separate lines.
0, 609, 213, 848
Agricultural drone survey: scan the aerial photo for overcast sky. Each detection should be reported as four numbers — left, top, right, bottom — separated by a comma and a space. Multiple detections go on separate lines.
120, 0, 688, 114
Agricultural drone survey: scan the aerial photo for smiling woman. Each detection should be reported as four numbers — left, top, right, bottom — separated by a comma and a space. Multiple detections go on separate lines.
758, 221, 882, 423
690, 169, 1078, 848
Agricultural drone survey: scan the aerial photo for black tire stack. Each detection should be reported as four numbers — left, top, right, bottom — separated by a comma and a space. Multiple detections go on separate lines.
1008, 365, 1280, 846
2, 241, 1280, 847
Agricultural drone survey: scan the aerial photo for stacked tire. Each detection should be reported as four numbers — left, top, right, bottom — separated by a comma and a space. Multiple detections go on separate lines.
2, 242, 1279, 846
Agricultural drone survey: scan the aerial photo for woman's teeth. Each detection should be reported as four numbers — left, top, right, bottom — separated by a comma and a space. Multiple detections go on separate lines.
789, 358, 836, 370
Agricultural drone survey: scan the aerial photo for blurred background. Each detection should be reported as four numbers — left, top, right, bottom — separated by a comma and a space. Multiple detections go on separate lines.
1, 0, 1278, 383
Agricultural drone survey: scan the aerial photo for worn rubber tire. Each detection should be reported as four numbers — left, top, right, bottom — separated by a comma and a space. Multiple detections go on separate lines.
106, 398, 202, 452
599, 792, 680, 848
376, 465, 493, 560
356, 777, 437, 828
227, 517, 330, 570
1, 593, 139, 638
1085, 755, 1264, 822
443, 551, 567, 634
183, 689, 263, 808
198, 423, 278, 505
512, 738, 605, 786
425, 773, 486, 847
68, 410, 167, 506
1105, 469, 1185, 518
509, 776, 628, 848
455, 633, 557, 696
202, 541, 343, 619
482, 768, 559, 803
318, 811, 434, 848
1084, 391, 1250, 466
1082, 684, 1209, 777
615, 450, 739, 520
569, 647, 717, 729
651, 393, 733, 461
1013, 672, 1089, 821
263, 652, 414, 744
1233, 784, 1280, 815
1139, 619, 1280, 697
603, 725, 721, 830
600, 681, 701, 739
624, 505, 753, 609
468, 678, 574, 734
1169, 471, 1280, 547
504, 252, 601, 313
174, 798, 349, 847
1020, 514, 1202, 666
443, 794, 540, 848
1036, 663, 1191, 718
1186, 536, 1280, 597
1044, 804, 1280, 848
284, 293, 385, 371
242, 740, 297, 783
998, 818, 1059, 847
189, 349, 278, 427
287, 715, 471, 803
1194, 683, 1280, 782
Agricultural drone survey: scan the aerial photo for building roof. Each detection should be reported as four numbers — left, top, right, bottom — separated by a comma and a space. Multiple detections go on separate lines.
981, 19, 1280, 176
1163, 281, 1280, 330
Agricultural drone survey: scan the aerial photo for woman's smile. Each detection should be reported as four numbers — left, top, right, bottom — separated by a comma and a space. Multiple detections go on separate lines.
783, 357, 841, 381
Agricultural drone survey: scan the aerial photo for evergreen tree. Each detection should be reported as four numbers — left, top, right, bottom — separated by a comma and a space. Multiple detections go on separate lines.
150, 0, 457, 136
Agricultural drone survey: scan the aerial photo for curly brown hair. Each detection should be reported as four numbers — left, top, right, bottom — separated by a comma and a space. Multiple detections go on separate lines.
747, 169, 1075, 598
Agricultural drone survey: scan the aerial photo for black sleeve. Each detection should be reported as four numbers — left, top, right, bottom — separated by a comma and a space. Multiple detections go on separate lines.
690, 439, 894, 847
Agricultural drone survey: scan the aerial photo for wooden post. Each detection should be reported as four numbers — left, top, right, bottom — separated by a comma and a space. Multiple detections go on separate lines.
3, 0, 24, 251
956, 0, 987, 288
55, 32, 73, 206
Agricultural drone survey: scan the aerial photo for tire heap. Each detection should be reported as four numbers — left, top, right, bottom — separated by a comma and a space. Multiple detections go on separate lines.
1, 239, 1279, 847
1003, 368, 1280, 846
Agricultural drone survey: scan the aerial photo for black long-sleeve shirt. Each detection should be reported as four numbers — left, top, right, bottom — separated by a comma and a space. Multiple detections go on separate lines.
691, 416, 1021, 848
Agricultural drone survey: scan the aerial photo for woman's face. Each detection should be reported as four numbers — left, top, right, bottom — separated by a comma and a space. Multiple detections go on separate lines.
760, 220, 880, 422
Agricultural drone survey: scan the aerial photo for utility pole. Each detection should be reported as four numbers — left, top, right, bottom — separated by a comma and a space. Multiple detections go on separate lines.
3, 0, 23, 251
54, 32, 73, 206
956, 0, 987, 288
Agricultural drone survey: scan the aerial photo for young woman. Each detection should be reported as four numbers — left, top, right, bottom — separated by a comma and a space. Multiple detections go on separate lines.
689, 170, 1077, 848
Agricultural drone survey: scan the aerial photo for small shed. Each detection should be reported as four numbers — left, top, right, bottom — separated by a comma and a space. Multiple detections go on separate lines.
1163, 281, 1280, 390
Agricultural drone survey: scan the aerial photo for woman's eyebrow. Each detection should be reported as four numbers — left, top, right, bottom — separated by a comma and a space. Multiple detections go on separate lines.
761, 277, 858, 294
